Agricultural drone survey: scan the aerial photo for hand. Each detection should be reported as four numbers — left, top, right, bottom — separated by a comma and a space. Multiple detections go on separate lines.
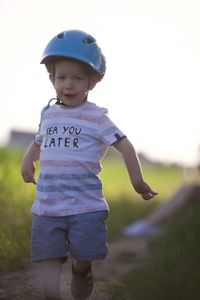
21, 159, 36, 184
141, 191, 157, 201
134, 181, 158, 201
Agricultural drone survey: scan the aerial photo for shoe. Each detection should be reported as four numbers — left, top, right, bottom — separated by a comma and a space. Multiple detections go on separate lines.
71, 264, 94, 299
123, 220, 160, 237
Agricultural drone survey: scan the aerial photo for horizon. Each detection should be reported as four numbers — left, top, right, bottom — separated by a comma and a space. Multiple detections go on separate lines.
1, 0, 200, 167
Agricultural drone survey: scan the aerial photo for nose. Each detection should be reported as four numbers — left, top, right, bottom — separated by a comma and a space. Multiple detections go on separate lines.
64, 78, 74, 89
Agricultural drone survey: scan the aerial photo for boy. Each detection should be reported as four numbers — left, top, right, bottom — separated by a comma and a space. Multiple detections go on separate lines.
21, 29, 157, 300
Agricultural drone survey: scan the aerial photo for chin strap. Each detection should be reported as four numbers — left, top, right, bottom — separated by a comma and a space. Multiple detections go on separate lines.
37, 98, 57, 133
56, 95, 88, 107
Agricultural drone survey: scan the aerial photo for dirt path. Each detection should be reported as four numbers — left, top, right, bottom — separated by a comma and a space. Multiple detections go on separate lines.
0, 236, 149, 300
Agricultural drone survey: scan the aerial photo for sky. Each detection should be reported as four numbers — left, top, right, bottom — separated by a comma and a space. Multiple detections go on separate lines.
0, 0, 200, 167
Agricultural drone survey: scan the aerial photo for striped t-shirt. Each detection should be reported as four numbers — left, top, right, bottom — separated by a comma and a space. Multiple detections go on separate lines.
32, 101, 125, 217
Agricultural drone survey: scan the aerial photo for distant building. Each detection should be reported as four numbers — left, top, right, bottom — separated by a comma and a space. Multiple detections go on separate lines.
7, 130, 156, 166
8, 130, 35, 148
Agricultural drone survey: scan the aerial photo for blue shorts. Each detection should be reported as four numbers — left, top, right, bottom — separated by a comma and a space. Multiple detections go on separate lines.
31, 210, 108, 262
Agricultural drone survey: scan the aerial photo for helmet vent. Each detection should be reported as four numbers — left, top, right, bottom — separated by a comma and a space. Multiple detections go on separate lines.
57, 32, 64, 39
83, 35, 95, 44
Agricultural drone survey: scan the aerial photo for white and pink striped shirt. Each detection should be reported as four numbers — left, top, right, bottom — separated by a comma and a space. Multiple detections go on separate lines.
32, 101, 126, 216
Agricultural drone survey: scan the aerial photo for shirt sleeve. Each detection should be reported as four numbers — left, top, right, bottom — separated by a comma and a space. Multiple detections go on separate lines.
34, 132, 43, 146
34, 106, 47, 146
97, 114, 126, 146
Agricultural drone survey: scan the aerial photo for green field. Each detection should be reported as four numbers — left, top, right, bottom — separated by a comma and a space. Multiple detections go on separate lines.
108, 196, 200, 300
101, 154, 184, 200
0, 147, 184, 273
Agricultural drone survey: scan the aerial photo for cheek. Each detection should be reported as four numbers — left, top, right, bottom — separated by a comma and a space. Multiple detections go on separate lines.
54, 82, 61, 92
54, 87, 61, 97
77, 83, 88, 94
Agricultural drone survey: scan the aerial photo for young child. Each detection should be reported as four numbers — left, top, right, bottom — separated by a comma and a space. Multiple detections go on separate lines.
21, 29, 157, 300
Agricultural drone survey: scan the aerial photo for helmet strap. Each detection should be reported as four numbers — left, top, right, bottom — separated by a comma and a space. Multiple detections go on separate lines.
50, 64, 56, 82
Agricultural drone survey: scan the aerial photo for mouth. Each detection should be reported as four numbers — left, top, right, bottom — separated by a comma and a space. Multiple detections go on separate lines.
64, 94, 76, 98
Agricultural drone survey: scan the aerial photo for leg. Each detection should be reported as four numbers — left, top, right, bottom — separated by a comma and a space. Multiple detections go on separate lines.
123, 184, 200, 237
71, 259, 93, 300
31, 215, 69, 298
68, 211, 108, 299
37, 259, 62, 299
72, 259, 91, 273
146, 184, 198, 226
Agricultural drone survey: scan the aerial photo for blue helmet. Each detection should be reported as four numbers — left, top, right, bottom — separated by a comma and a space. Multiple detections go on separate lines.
41, 30, 106, 80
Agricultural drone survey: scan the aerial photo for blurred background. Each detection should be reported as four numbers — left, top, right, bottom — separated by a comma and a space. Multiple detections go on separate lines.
0, 1, 200, 298
1, 0, 200, 167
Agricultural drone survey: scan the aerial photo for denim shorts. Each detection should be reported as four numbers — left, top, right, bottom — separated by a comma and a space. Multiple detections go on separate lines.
31, 210, 108, 262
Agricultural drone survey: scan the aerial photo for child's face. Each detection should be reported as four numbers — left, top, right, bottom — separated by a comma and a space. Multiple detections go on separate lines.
53, 60, 93, 108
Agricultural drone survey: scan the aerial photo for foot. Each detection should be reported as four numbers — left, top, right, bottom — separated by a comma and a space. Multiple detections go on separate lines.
123, 220, 160, 237
71, 264, 94, 299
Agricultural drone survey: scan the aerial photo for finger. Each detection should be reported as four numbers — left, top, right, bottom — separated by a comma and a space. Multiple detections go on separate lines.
28, 176, 36, 184
146, 187, 158, 196
23, 173, 36, 184
30, 174, 36, 184
142, 193, 152, 200
150, 190, 158, 196
142, 192, 155, 200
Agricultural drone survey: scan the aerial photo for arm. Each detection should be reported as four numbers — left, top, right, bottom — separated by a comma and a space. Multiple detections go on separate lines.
113, 138, 157, 200
21, 140, 40, 184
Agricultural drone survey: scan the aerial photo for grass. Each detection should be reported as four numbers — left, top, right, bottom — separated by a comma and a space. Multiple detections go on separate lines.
101, 154, 184, 238
101, 153, 184, 200
0, 147, 184, 273
107, 196, 200, 300
0, 148, 35, 272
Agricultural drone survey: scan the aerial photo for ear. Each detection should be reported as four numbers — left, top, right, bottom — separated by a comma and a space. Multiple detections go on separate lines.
88, 76, 99, 90
89, 81, 97, 90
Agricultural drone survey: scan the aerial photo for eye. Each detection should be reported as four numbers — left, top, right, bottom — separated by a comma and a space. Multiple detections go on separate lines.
74, 75, 84, 80
56, 75, 65, 80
